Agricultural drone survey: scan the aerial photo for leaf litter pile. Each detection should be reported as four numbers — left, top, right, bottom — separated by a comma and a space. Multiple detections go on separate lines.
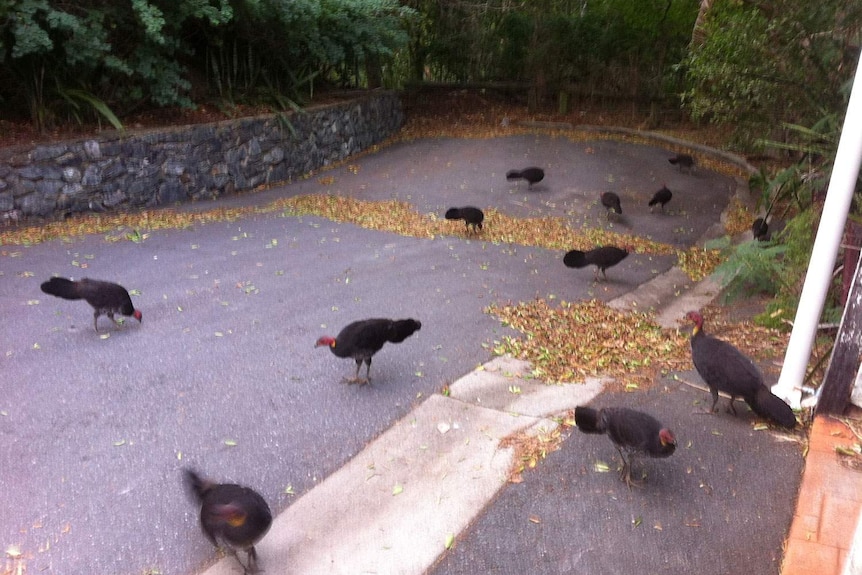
488, 299, 691, 389
2, 193, 724, 280
500, 418, 574, 484
279, 195, 723, 280
487, 298, 789, 388
0, 206, 267, 246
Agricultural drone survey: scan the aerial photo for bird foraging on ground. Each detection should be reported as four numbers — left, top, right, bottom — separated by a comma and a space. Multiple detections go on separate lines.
315, 318, 421, 384
184, 468, 273, 575
40, 277, 142, 332
752, 217, 770, 241
575, 406, 676, 488
445, 206, 484, 233
648, 185, 673, 213
600, 192, 622, 218
506, 167, 544, 188
563, 246, 630, 281
668, 153, 695, 172
686, 311, 796, 428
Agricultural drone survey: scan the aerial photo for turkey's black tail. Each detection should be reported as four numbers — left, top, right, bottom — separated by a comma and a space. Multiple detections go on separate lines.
445, 208, 462, 220
574, 406, 605, 434
563, 250, 588, 269
745, 386, 796, 429
184, 468, 213, 503
389, 319, 421, 343
40, 277, 82, 300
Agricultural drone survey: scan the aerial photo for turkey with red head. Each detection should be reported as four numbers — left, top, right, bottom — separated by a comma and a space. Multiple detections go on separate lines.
40, 277, 142, 332
575, 406, 676, 488
686, 311, 795, 428
315, 318, 421, 384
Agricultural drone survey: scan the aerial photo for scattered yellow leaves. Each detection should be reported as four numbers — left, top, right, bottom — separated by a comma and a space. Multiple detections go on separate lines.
724, 197, 756, 236
489, 299, 691, 388
676, 247, 724, 281
445, 532, 455, 549
0, 207, 267, 246
275, 195, 722, 281
0, 189, 724, 282
500, 423, 570, 483
488, 300, 790, 389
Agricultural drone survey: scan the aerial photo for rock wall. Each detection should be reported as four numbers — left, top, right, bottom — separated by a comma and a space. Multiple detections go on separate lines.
0, 91, 403, 220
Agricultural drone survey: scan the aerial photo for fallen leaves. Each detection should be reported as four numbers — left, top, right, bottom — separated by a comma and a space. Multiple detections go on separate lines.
676, 246, 724, 281
274, 195, 721, 280
500, 422, 570, 483
0, 206, 266, 246
0, 192, 724, 281
488, 299, 691, 388
487, 299, 789, 388
724, 197, 756, 237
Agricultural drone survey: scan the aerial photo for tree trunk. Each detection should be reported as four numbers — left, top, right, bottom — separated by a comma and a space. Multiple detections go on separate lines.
365, 53, 383, 89
842, 221, 862, 305
817, 247, 862, 415
691, 0, 713, 47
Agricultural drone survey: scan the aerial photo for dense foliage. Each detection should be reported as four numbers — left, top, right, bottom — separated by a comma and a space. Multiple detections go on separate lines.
679, 0, 862, 329
0, 0, 414, 129
0, 0, 704, 130
405, 0, 698, 103
684, 0, 862, 146
712, 110, 855, 327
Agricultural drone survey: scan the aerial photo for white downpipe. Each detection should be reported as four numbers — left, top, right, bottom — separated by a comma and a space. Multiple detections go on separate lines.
773, 53, 862, 408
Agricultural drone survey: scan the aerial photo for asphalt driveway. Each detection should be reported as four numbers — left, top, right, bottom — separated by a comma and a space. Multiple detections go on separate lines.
0, 134, 737, 574
429, 375, 803, 575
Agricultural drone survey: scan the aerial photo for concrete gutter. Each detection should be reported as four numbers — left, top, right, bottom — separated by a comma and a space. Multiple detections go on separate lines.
198, 357, 604, 575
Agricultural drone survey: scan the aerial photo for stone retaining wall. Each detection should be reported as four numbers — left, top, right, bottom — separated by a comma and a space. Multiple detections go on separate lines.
0, 91, 403, 220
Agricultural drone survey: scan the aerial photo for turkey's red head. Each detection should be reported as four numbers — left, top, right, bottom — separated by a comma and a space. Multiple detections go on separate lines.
315, 336, 336, 349
685, 311, 703, 331
133, 309, 143, 322
659, 428, 676, 447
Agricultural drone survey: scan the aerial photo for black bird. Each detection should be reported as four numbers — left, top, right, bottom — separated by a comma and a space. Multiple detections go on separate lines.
575, 406, 676, 488
648, 185, 673, 213
752, 217, 770, 241
600, 192, 622, 218
564, 246, 630, 281
40, 277, 142, 332
668, 153, 695, 172
506, 167, 545, 188
184, 468, 273, 574
315, 318, 422, 384
445, 206, 484, 233
686, 311, 796, 428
